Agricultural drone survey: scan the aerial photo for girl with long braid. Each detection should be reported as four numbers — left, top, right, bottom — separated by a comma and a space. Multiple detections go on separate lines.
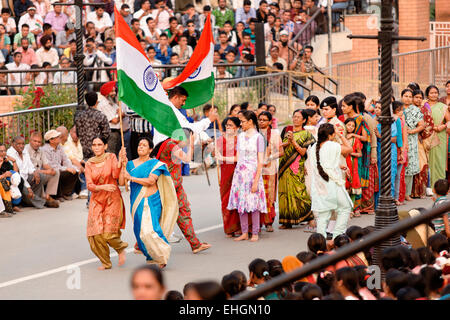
306, 123, 353, 240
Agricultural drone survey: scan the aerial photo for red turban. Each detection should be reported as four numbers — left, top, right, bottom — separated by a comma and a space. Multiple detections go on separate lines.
100, 81, 116, 97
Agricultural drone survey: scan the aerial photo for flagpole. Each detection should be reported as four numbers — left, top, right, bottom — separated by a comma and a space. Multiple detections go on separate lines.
118, 100, 129, 192
212, 97, 220, 185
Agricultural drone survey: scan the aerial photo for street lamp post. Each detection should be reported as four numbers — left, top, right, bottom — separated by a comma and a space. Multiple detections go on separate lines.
347, 0, 425, 274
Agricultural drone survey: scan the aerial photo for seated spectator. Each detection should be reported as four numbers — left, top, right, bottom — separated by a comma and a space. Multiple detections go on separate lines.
33, 0, 52, 19
165, 16, 180, 47
53, 56, 75, 85
0, 24, 11, 61
7, 136, 47, 209
199, 5, 215, 30
63, 39, 76, 61
269, 17, 284, 45
238, 32, 255, 57
103, 37, 116, 63
154, 33, 172, 64
55, 22, 76, 56
212, 0, 234, 30
14, 0, 34, 18
130, 18, 146, 42
0, 66, 13, 95
236, 0, 256, 28
44, 4, 68, 33
292, 10, 316, 47
25, 131, 60, 208
138, 38, 147, 51
13, 24, 37, 51
115, 4, 132, 26
245, 18, 258, 43
215, 31, 235, 60
225, 49, 237, 77
15, 37, 38, 66
87, 5, 113, 36
182, 19, 200, 50
60, 126, 88, 199
36, 22, 53, 49
166, 53, 182, 78
133, 0, 152, 33
24, 64, 45, 86
144, 17, 161, 45
266, 46, 287, 70
36, 34, 59, 67
18, 5, 43, 38
1, 8, 17, 36
0, 143, 20, 216
172, 35, 192, 64
256, 0, 269, 23
152, 0, 175, 31
269, 2, 281, 16
235, 53, 256, 78
212, 49, 222, 76
216, 61, 232, 79
146, 45, 161, 65
223, 21, 237, 47
83, 37, 113, 86
281, 10, 294, 39
83, 21, 98, 42
181, 4, 200, 29
6, 52, 30, 89
41, 129, 79, 201
235, 21, 246, 48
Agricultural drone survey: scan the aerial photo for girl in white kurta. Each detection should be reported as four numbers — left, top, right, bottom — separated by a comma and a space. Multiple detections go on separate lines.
306, 123, 354, 240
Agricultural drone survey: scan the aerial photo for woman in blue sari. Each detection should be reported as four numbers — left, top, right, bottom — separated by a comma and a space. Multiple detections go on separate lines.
119, 137, 178, 269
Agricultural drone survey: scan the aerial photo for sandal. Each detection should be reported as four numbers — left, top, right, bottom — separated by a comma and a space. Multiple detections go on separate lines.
192, 242, 211, 254
279, 224, 292, 229
266, 225, 274, 232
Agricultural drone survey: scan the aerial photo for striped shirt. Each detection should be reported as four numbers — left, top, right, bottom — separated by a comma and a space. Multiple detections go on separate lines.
432, 196, 450, 234
124, 103, 153, 134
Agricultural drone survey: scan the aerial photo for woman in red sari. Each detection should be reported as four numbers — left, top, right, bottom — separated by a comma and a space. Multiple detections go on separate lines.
258, 111, 283, 232
216, 117, 241, 237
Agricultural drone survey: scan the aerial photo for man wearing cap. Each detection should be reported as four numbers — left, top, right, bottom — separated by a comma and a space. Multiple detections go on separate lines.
18, 5, 43, 37
97, 81, 126, 156
25, 131, 60, 208
44, 4, 68, 33
275, 29, 290, 62
41, 129, 79, 201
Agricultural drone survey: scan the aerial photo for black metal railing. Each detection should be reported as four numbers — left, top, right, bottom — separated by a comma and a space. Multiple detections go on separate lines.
231, 200, 450, 300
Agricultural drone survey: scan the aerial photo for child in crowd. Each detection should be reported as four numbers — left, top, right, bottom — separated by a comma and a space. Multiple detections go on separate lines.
344, 118, 362, 217
431, 179, 450, 239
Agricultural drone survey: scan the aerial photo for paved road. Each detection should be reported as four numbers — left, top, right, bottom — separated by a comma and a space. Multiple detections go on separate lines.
0, 170, 434, 299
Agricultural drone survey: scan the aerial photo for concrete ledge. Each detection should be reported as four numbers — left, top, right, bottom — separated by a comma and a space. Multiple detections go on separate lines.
0, 96, 23, 115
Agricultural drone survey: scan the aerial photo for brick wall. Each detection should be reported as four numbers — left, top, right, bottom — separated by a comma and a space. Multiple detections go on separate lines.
344, 14, 379, 62
398, 0, 430, 53
435, 0, 450, 21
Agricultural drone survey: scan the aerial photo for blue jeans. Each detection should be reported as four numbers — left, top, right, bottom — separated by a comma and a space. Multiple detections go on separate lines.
79, 172, 86, 191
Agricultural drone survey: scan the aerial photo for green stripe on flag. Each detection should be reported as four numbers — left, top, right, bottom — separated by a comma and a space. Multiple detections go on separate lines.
181, 74, 215, 109
118, 70, 183, 139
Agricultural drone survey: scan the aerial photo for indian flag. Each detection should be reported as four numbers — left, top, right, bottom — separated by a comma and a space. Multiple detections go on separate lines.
114, 6, 184, 139
162, 13, 215, 109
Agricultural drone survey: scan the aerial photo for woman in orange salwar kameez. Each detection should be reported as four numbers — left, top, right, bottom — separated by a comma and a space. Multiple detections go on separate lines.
85, 137, 128, 270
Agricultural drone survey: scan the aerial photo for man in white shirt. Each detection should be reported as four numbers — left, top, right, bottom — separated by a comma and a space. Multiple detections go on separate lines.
114, 0, 135, 14
6, 51, 29, 88
1, 8, 17, 35
35, 34, 59, 66
133, 0, 152, 32
83, 37, 113, 86
7, 136, 47, 209
18, 5, 43, 37
53, 56, 76, 85
266, 45, 287, 70
87, 5, 112, 35
236, 0, 257, 27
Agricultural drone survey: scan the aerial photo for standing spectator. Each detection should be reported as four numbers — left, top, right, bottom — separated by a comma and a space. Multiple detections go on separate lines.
83, 37, 113, 87
143, 17, 161, 45
15, 37, 37, 66
290, 0, 303, 20
289, 45, 316, 99
236, 0, 256, 28
25, 131, 60, 208
172, 35, 192, 64
212, 0, 234, 30
199, 5, 215, 30
154, 32, 171, 64
275, 30, 290, 62
292, 10, 316, 47
182, 19, 199, 49
87, 5, 112, 37
74, 91, 110, 160
269, 16, 283, 45
181, 3, 200, 29
266, 46, 287, 70
7, 136, 47, 209
14, 0, 33, 19
44, 4, 68, 33
35, 34, 59, 66
269, 2, 280, 16
215, 31, 234, 60
281, 10, 294, 39
33, 0, 51, 18
264, 12, 276, 41
1, 8, 17, 36
97, 81, 122, 156
6, 52, 29, 87
41, 129, 79, 201
61, 126, 88, 199
55, 22, 75, 56
53, 56, 75, 85
133, 0, 152, 32
18, 5, 43, 37
304, 0, 327, 34
152, 0, 174, 31
256, 0, 269, 23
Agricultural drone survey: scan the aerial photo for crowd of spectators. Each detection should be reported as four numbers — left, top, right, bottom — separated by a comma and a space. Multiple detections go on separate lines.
0, 0, 336, 94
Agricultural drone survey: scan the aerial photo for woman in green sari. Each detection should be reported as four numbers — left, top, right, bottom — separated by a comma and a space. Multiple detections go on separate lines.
427, 85, 450, 187
278, 109, 316, 229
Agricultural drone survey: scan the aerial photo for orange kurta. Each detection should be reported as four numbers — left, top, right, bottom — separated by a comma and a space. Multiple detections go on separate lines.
85, 153, 125, 237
